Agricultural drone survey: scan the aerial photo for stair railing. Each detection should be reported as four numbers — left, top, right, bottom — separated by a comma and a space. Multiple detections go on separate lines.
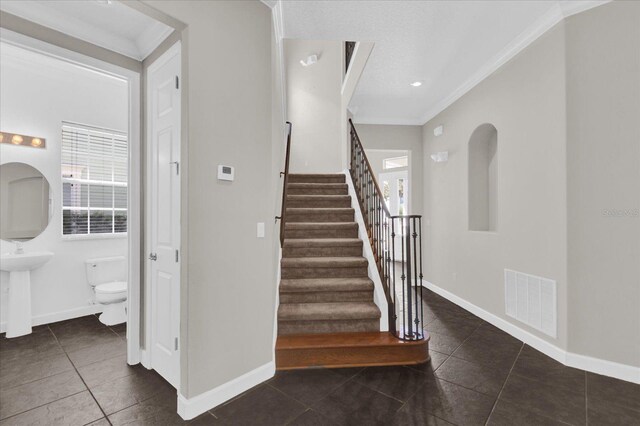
276, 122, 293, 247
348, 119, 424, 341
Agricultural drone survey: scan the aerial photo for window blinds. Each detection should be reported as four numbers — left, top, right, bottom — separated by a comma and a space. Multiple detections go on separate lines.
61, 123, 128, 236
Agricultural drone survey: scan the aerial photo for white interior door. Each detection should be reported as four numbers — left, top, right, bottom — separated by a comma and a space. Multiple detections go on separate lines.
147, 42, 181, 388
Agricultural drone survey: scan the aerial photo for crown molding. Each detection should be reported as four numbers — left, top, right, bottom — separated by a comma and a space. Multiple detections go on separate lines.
417, 0, 610, 125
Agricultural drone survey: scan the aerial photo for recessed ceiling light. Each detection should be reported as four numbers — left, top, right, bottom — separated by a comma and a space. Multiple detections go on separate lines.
410, 81, 423, 87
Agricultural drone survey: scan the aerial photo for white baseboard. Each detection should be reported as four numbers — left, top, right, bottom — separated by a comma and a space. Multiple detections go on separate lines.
177, 361, 276, 420
422, 280, 640, 384
0, 304, 104, 333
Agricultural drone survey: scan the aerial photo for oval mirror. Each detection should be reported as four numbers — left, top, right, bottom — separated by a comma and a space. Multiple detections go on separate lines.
0, 162, 52, 241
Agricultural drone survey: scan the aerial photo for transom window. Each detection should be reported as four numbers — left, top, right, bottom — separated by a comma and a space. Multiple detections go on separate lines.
383, 156, 408, 170
61, 123, 127, 237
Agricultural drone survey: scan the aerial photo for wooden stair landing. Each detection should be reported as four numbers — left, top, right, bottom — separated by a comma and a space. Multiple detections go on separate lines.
276, 331, 430, 370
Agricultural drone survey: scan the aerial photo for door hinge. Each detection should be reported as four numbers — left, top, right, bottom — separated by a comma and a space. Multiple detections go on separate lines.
175, 249, 179, 263
174, 337, 179, 351
175, 76, 179, 89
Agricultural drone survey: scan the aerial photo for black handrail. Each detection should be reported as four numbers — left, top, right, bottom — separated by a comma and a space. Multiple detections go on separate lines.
349, 119, 424, 341
276, 122, 293, 247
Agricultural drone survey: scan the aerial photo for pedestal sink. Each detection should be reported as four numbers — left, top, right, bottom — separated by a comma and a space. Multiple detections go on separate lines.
1, 251, 53, 338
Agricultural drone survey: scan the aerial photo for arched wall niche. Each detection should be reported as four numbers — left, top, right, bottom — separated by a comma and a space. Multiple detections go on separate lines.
468, 123, 498, 232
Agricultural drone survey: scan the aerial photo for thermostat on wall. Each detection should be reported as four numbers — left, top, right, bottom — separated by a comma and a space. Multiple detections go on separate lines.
217, 165, 234, 181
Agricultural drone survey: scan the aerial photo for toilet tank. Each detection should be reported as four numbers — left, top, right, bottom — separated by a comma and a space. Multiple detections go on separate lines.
85, 256, 126, 287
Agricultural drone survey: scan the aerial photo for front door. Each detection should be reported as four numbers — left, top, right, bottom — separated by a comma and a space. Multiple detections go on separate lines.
147, 42, 181, 388
379, 170, 409, 261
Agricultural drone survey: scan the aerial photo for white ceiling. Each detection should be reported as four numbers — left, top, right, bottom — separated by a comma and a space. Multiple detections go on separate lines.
281, 0, 608, 125
0, 0, 174, 61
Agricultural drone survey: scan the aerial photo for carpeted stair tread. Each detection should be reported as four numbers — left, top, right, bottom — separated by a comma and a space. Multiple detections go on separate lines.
285, 222, 357, 229
286, 207, 354, 214
278, 302, 381, 321
280, 278, 374, 293
284, 238, 362, 247
281, 257, 368, 268
288, 174, 345, 184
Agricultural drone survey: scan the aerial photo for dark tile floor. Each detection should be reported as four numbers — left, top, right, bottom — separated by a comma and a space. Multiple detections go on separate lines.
2, 291, 639, 425
0, 315, 216, 425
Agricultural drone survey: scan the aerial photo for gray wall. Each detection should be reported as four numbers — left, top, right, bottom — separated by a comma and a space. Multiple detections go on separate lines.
144, 0, 277, 398
355, 124, 423, 216
422, 23, 569, 348
423, 0, 640, 368
285, 39, 343, 173
565, 2, 640, 367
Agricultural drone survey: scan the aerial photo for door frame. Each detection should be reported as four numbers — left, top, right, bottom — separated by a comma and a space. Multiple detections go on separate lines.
142, 41, 182, 384
0, 28, 143, 364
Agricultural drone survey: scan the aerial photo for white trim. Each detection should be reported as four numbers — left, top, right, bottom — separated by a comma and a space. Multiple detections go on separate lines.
272, 247, 281, 361
422, 280, 640, 384
343, 170, 389, 332
0, 304, 103, 333
418, 1, 609, 125
0, 28, 143, 366
177, 362, 276, 420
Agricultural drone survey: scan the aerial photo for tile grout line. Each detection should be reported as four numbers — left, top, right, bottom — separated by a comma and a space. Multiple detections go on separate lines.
0, 327, 98, 423
584, 371, 588, 425
47, 324, 114, 426
483, 342, 524, 426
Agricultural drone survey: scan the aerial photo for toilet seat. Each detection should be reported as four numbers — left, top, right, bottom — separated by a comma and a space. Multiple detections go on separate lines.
95, 281, 127, 294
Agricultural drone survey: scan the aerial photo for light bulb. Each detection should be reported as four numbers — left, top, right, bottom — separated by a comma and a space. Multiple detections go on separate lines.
31, 138, 43, 147
11, 135, 23, 144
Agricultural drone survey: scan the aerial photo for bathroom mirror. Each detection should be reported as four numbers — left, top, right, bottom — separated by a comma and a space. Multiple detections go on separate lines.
1, 162, 52, 241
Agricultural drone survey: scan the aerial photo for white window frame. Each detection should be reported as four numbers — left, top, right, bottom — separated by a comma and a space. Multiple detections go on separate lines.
383, 155, 408, 170
61, 123, 128, 239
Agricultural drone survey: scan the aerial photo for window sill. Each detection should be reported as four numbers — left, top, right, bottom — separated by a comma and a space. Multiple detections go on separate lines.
62, 233, 128, 241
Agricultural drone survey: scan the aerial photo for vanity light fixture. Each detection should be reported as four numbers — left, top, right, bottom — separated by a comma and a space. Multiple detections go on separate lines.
0, 132, 46, 149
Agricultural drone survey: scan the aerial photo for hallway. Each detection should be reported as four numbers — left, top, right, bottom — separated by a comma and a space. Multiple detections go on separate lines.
3, 289, 635, 425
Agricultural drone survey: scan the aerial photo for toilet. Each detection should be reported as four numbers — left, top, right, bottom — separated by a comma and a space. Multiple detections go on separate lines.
85, 256, 127, 326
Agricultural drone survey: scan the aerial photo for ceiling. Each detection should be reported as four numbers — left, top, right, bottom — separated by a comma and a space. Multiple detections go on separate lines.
0, 0, 174, 61
281, 0, 608, 125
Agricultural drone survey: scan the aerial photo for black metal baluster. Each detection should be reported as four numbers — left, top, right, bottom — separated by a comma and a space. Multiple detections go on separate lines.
404, 216, 413, 339
418, 216, 424, 338
412, 217, 419, 338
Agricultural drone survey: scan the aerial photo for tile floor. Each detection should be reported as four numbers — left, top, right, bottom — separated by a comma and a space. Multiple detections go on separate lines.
1, 291, 639, 425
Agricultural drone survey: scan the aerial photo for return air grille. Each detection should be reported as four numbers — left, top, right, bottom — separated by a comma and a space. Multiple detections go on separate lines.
505, 269, 556, 338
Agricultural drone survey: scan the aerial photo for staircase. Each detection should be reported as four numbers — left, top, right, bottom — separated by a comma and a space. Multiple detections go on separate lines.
275, 173, 429, 369
278, 174, 381, 335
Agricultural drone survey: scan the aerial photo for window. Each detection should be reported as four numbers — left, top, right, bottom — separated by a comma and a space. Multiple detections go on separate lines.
468, 123, 497, 231
61, 123, 127, 237
383, 156, 408, 170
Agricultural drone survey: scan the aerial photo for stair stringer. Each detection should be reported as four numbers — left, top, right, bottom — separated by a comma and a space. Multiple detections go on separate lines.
343, 170, 389, 332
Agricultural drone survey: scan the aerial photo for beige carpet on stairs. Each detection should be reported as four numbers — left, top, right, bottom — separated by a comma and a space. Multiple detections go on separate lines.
278, 173, 381, 335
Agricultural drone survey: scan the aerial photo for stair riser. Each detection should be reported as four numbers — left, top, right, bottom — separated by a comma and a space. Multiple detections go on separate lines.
285, 227, 358, 239
276, 338, 430, 369
278, 319, 379, 335
288, 176, 345, 184
286, 212, 354, 223
287, 186, 348, 196
283, 245, 362, 258
286, 198, 351, 208
280, 291, 373, 304
281, 266, 368, 279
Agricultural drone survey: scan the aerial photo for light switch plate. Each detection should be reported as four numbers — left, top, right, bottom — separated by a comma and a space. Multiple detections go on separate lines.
257, 222, 265, 238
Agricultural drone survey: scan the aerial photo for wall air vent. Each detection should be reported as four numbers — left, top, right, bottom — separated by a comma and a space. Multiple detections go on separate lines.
505, 269, 557, 338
